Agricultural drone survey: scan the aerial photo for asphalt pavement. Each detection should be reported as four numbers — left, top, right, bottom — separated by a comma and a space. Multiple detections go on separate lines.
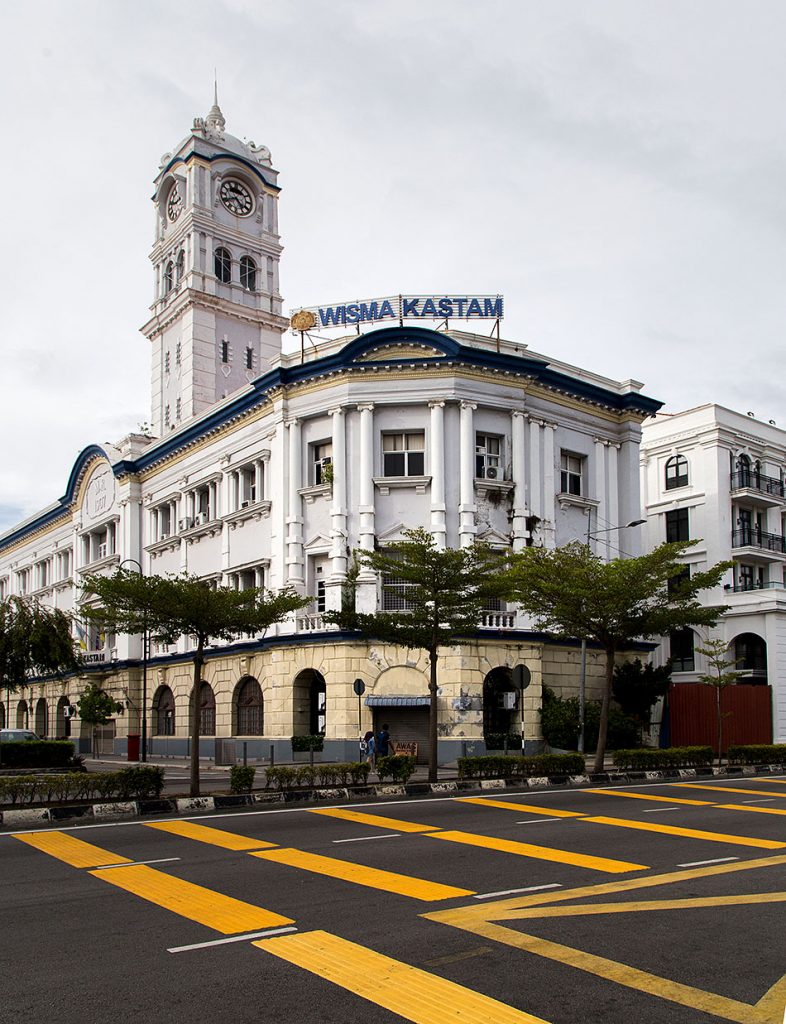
3, 774, 786, 1024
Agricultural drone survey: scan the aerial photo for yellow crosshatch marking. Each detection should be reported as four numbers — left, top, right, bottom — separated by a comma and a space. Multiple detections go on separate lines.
581, 814, 786, 849
427, 830, 647, 873
145, 820, 278, 850
90, 864, 293, 933
255, 929, 553, 1024
458, 797, 583, 817
581, 788, 713, 806
13, 831, 133, 868
718, 803, 786, 817
252, 848, 475, 902
675, 783, 786, 798
424, 854, 786, 1024
308, 807, 440, 832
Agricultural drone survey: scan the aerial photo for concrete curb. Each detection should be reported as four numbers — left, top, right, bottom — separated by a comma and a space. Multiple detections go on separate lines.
2, 764, 785, 829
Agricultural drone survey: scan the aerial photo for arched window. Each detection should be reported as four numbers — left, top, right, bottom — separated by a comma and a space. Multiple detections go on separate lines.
56, 696, 69, 738
665, 454, 688, 490
733, 633, 767, 677
153, 685, 175, 736
214, 247, 232, 284
235, 677, 264, 735
670, 628, 695, 672
240, 256, 256, 291
737, 453, 751, 487
191, 681, 216, 736
35, 697, 48, 738
176, 249, 185, 284
164, 261, 174, 293
0, 703, 4, 729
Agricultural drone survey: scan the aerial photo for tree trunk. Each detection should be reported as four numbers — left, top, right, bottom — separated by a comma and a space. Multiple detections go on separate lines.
190, 641, 204, 797
428, 646, 438, 783
716, 686, 722, 767
592, 647, 615, 774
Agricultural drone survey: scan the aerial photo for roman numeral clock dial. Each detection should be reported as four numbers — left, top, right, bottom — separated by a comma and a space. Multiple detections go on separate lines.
167, 185, 183, 222
219, 179, 254, 216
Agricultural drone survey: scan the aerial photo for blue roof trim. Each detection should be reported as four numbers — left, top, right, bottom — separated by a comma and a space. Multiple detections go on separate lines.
158, 150, 279, 193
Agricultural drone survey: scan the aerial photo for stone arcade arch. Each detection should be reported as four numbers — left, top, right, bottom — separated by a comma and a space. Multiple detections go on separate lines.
152, 685, 175, 736
292, 669, 326, 737
16, 700, 28, 728
34, 697, 48, 737
482, 666, 518, 742
189, 681, 216, 736
55, 696, 70, 738
233, 677, 264, 736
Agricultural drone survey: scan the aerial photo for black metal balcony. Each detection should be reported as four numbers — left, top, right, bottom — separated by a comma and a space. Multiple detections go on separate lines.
731, 529, 786, 553
730, 581, 786, 593
730, 471, 785, 497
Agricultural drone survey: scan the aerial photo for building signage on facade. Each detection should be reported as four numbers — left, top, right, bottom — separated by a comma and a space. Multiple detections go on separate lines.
291, 294, 504, 331
82, 652, 107, 664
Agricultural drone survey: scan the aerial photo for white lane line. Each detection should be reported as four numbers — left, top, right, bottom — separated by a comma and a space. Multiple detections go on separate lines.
516, 818, 561, 825
167, 925, 297, 953
642, 807, 680, 813
93, 857, 182, 870
332, 833, 400, 844
741, 798, 775, 804
473, 883, 562, 900
677, 857, 739, 868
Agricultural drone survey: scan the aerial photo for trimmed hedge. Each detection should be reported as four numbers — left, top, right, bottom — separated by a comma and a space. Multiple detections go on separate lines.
0, 741, 76, 769
611, 747, 714, 770
375, 755, 416, 783
457, 753, 586, 780
229, 765, 256, 793
0, 765, 165, 807
265, 762, 370, 790
727, 744, 786, 766
291, 734, 324, 752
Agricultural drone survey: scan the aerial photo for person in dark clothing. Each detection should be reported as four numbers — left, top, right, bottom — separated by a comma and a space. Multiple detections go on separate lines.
376, 723, 391, 757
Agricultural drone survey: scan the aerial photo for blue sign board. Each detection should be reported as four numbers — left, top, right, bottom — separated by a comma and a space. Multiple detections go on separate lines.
294, 294, 504, 330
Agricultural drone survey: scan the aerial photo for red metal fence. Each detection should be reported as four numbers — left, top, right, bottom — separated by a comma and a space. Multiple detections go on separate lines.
668, 683, 772, 752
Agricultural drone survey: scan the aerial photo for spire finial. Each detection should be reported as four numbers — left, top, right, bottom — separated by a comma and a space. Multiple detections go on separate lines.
205, 75, 226, 137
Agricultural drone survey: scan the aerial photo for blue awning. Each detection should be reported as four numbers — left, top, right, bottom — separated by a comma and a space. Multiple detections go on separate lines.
365, 696, 430, 707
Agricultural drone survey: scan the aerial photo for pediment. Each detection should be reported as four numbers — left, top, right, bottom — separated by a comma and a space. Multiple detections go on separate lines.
376, 522, 409, 544
355, 343, 445, 363
476, 526, 512, 548
304, 532, 332, 552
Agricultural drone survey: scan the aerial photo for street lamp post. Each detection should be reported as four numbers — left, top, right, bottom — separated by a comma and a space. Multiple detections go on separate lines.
577, 517, 646, 755
120, 558, 147, 763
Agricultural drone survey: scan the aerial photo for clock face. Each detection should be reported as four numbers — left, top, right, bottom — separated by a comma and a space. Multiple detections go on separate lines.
167, 185, 183, 222
220, 179, 254, 216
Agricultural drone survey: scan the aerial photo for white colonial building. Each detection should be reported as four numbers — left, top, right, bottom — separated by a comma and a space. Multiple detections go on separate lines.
0, 101, 661, 762
641, 404, 786, 744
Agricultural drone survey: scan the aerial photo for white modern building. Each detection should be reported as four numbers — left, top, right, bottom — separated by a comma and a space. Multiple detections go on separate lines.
0, 101, 661, 761
641, 404, 786, 744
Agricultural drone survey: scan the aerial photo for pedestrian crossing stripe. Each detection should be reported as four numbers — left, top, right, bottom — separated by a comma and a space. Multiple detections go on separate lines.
145, 820, 278, 850
428, 830, 647, 873
675, 783, 786, 798
581, 815, 786, 849
582, 789, 713, 806
13, 831, 133, 868
308, 807, 440, 831
458, 797, 583, 817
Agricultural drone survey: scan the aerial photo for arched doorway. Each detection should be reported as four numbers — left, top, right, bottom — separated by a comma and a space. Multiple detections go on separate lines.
293, 669, 326, 736
233, 677, 264, 735
56, 696, 70, 738
483, 667, 518, 744
732, 633, 767, 682
0, 703, 4, 729
189, 682, 216, 735
34, 698, 48, 737
16, 700, 28, 728
152, 685, 175, 735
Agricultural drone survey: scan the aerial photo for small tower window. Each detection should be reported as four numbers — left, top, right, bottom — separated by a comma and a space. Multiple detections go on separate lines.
221, 340, 230, 364
176, 397, 182, 421
164, 351, 170, 373
245, 346, 253, 370
240, 256, 256, 291
175, 341, 181, 365
176, 249, 185, 284
164, 261, 174, 294
164, 404, 170, 428
214, 247, 231, 283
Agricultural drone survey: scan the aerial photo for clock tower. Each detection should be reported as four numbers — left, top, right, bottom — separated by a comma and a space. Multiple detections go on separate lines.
142, 95, 287, 436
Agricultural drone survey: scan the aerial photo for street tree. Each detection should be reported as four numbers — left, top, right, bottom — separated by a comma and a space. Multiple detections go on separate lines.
696, 637, 742, 764
612, 658, 672, 741
0, 595, 80, 714
77, 681, 124, 758
508, 540, 730, 773
81, 569, 308, 795
326, 527, 512, 782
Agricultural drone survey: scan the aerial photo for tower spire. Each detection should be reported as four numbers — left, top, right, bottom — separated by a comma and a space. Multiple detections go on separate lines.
205, 75, 226, 136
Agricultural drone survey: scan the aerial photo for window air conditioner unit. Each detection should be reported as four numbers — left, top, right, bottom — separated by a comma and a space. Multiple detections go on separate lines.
178, 517, 193, 532
486, 467, 498, 479
97, 543, 108, 559
194, 512, 208, 526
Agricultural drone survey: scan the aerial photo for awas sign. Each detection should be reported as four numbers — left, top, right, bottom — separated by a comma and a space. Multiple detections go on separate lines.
291, 294, 504, 331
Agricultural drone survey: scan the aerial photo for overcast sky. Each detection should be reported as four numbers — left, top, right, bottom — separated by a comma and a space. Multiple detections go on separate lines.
2, 0, 785, 532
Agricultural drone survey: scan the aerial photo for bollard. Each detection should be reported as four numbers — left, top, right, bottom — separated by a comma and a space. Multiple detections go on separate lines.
269, 744, 275, 767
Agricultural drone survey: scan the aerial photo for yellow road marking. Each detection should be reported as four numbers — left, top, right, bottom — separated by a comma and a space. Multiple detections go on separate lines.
582, 788, 713, 806
145, 820, 278, 850
581, 815, 786, 849
756, 974, 786, 1022
719, 803, 786, 817
255, 929, 552, 1023
427, 830, 647, 873
458, 797, 583, 817
481, 890, 786, 920
676, 783, 786, 798
90, 864, 293, 933
308, 807, 439, 832
14, 831, 132, 868
253, 848, 474, 901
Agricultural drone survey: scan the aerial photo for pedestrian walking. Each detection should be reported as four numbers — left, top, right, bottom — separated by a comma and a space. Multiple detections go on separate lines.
362, 730, 375, 766
376, 723, 391, 758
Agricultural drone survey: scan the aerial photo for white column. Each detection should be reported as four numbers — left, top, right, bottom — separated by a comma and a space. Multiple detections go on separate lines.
327, 406, 348, 609
254, 460, 264, 504
511, 411, 528, 551
231, 471, 239, 511
356, 404, 377, 612
594, 438, 607, 556
459, 401, 477, 547
543, 422, 556, 548
529, 419, 542, 522
608, 442, 620, 555
286, 419, 304, 588
429, 401, 446, 549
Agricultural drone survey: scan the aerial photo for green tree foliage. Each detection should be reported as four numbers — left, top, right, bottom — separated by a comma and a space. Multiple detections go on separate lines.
539, 685, 638, 752
0, 596, 80, 693
77, 682, 124, 758
326, 528, 511, 781
697, 637, 742, 763
81, 569, 308, 795
509, 541, 730, 773
612, 658, 672, 736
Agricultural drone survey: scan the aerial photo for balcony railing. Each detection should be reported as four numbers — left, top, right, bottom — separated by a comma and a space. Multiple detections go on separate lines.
480, 611, 516, 629
731, 529, 786, 553
297, 613, 325, 632
731, 471, 785, 497
730, 581, 786, 593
